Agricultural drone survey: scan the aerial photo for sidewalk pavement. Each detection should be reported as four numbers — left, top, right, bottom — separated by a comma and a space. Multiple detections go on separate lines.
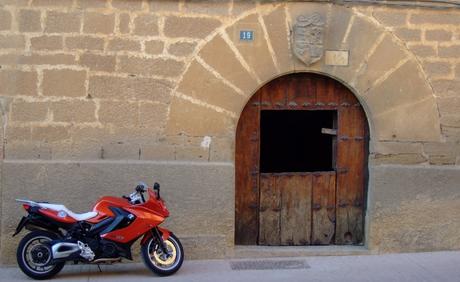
1, 251, 459, 282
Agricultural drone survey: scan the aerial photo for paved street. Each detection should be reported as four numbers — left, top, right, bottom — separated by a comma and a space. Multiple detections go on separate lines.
1, 251, 459, 282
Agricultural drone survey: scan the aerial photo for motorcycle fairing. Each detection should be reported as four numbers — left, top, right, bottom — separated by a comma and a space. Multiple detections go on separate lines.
92, 190, 169, 244
101, 205, 165, 243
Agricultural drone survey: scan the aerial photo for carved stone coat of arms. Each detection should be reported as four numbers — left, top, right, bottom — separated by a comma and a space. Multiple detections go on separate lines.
292, 13, 324, 66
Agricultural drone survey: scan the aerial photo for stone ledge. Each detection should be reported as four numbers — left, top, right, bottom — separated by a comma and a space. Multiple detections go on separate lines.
231, 245, 371, 259
371, 163, 460, 170
2, 159, 233, 166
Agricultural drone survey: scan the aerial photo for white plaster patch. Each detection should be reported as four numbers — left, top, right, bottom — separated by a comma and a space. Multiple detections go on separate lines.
201, 136, 212, 149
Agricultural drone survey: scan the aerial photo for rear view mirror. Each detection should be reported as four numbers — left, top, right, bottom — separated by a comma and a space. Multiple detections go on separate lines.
153, 182, 160, 199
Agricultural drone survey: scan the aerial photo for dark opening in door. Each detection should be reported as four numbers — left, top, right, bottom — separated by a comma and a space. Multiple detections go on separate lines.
260, 110, 336, 173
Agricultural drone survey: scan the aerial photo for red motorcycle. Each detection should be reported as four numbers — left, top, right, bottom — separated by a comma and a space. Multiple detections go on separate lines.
13, 182, 184, 280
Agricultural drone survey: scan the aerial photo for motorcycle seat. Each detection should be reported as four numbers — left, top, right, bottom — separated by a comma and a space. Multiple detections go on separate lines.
38, 203, 98, 221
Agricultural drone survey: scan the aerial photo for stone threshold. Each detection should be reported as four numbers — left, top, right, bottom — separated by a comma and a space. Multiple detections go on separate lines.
229, 245, 372, 259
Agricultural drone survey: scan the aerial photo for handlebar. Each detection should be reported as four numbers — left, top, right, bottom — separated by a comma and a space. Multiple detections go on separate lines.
123, 182, 160, 204
153, 182, 160, 199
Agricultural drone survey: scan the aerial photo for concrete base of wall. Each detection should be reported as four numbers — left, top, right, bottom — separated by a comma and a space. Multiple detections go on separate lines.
367, 165, 460, 253
0, 160, 234, 264
1, 161, 459, 264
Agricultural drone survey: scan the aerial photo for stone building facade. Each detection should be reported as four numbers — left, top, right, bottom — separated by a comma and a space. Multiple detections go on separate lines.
0, 0, 460, 264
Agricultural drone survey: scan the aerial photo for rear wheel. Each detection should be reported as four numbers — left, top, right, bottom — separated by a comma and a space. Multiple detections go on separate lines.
17, 230, 65, 280
141, 233, 184, 276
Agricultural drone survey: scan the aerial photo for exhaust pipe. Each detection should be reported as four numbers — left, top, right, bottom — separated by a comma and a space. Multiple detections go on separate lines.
51, 242, 80, 259
51, 241, 95, 261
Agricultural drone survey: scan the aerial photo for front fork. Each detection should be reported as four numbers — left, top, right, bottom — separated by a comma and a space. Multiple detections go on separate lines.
141, 227, 171, 254
152, 228, 169, 254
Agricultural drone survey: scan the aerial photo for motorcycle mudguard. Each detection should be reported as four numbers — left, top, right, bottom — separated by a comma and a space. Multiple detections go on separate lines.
140, 227, 171, 245
12, 216, 28, 237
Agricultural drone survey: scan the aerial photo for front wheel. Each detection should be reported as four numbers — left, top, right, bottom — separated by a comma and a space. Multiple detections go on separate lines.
16, 230, 65, 280
141, 233, 184, 276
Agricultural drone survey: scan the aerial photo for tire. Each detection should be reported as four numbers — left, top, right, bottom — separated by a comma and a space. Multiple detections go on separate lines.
16, 230, 65, 280
141, 233, 184, 276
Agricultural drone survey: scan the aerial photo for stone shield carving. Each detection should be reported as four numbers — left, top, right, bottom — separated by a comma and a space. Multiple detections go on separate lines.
292, 13, 324, 66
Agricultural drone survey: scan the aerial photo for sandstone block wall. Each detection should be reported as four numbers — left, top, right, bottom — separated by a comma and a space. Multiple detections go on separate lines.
0, 0, 459, 264
0, 0, 228, 162
1, 1, 458, 163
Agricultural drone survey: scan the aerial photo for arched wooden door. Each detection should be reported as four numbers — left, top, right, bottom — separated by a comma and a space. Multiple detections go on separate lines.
235, 73, 369, 246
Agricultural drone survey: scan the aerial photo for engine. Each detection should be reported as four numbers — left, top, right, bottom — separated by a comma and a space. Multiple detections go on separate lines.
100, 240, 118, 258
50, 219, 131, 263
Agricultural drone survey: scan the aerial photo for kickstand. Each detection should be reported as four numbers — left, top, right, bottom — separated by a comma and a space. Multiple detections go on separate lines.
97, 264, 102, 273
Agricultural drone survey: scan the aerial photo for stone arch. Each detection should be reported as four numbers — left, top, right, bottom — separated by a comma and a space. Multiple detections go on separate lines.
166, 3, 441, 144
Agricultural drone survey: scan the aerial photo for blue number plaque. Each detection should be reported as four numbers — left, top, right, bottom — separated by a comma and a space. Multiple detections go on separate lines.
240, 30, 254, 41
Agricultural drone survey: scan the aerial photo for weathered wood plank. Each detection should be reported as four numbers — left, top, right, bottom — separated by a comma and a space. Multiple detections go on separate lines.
259, 174, 281, 245
315, 76, 337, 106
336, 139, 366, 245
336, 102, 368, 245
261, 77, 286, 109
286, 75, 315, 107
280, 174, 312, 245
312, 172, 336, 245
235, 93, 260, 245
338, 82, 359, 106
